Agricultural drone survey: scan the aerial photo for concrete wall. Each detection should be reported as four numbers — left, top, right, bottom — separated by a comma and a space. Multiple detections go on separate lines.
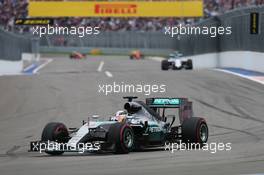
0, 60, 23, 75
186, 51, 264, 72
219, 51, 264, 72
0, 53, 40, 75
189, 53, 218, 69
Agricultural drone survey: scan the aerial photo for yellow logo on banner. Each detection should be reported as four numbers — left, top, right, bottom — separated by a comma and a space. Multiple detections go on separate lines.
28, 1, 203, 17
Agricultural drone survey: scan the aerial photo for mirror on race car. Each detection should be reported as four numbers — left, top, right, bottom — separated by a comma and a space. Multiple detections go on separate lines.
92, 115, 100, 119
123, 96, 138, 102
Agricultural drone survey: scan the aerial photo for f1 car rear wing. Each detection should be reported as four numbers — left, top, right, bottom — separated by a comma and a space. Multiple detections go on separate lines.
146, 98, 193, 124
146, 98, 185, 108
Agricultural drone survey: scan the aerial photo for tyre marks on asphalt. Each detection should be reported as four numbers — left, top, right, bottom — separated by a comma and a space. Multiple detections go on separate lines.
194, 98, 263, 142
193, 98, 264, 124
6, 145, 20, 158
210, 124, 261, 141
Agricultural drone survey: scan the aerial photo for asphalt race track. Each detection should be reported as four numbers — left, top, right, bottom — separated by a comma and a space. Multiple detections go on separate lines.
0, 55, 264, 175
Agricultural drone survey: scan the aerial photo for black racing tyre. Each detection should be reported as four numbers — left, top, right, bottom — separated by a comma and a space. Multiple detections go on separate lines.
130, 55, 134, 59
181, 117, 208, 144
108, 123, 134, 154
186, 59, 193, 70
161, 60, 169, 70
41, 122, 69, 155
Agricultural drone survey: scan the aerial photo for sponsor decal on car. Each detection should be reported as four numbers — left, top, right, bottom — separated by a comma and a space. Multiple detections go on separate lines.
153, 98, 181, 105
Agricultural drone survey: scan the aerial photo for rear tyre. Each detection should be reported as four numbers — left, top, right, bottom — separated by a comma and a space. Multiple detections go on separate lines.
186, 59, 193, 70
41, 122, 69, 155
161, 60, 169, 70
181, 117, 208, 145
108, 123, 134, 154
130, 55, 134, 60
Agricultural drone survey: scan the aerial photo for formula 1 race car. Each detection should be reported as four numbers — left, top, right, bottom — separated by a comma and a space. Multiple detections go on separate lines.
161, 52, 193, 70
69, 51, 86, 59
29, 97, 208, 155
130, 50, 144, 60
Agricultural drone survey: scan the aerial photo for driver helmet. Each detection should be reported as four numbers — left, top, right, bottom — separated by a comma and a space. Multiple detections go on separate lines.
114, 110, 128, 123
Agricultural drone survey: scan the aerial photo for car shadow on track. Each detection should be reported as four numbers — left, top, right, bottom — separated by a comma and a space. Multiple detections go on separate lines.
28, 147, 166, 158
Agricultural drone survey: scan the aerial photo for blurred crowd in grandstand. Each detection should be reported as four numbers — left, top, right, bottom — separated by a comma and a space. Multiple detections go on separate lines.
0, 0, 264, 33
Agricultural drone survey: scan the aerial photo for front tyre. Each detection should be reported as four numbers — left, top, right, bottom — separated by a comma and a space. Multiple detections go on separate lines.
161, 60, 169, 70
186, 59, 193, 70
181, 117, 208, 144
41, 122, 69, 155
108, 123, 134, 154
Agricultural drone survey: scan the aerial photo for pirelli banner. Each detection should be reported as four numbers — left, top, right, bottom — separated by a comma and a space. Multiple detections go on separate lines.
28, 1, 203, 17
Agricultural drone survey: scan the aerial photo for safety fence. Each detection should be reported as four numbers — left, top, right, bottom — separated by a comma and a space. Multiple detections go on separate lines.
0, 28, 33, 61
176, 6, 264, 56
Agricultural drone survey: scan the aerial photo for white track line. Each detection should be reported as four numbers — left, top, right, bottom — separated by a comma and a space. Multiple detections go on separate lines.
105, 71, 113, 78
33, 59, 53, 74
215, 68, 264, 85
97, 61, 104, 72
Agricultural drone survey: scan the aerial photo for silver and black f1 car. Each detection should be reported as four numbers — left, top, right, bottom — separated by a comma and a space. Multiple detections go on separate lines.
161, 52, 193, 70
29, 97, 208, 155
